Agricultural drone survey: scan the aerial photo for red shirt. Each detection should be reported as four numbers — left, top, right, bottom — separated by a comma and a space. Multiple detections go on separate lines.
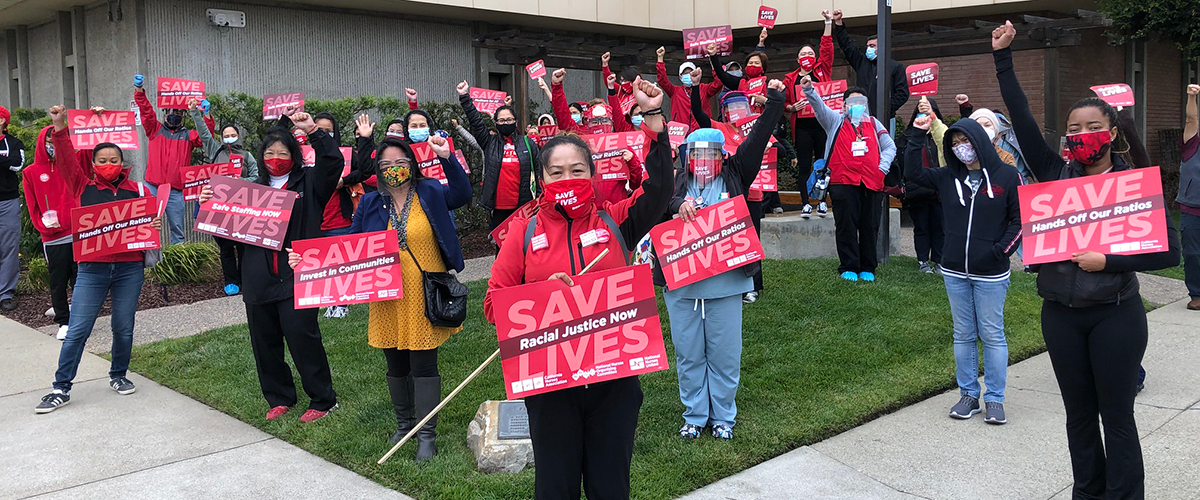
320, 192, 352, 231
829, 118, 885, 191
495, 139, 521, 209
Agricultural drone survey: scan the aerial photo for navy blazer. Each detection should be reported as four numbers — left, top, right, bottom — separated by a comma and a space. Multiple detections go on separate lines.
350, 154, 472, 273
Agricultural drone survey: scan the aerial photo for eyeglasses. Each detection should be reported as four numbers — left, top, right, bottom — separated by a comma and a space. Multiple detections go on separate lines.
378, 159, 413, 168
495, 118, 517, 125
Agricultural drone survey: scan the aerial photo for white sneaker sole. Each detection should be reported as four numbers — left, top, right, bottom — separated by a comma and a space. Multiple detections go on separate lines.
949, 408, 981, 419
112, 385, 136, 395
35, 400, 68, 413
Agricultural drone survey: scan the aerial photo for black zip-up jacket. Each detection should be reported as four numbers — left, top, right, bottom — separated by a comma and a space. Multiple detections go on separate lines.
905, 119, 1022, 279
0, 134, 27, 200
834, 24, 910, 118
896, 100, 945, 203
277, 114, 365, 217
240, 128, 342, 305
459, 94, 537, 210
994, 46, 1181, 306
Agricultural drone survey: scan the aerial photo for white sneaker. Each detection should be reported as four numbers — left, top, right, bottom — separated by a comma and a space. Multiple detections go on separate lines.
817, 202, 829, 218
801, 205, 813, 219
45, 306, 55, 317
56, 325, 68, 341
325, 305, 348, 319
742, 291, 759, 304
771, 207, 783, 214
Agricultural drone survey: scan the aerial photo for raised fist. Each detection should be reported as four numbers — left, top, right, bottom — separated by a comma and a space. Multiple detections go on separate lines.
456, 81, 470, 96
405, 88, 418, 102
992, 20, 1016, 51
656, 46, 666, 60
832, 9, 844, 25
134, 74, 144, 88
551, 68, 567, 85
1187, 84, 1200, 96
768, 79, 785, 92
955, 94, 970, 105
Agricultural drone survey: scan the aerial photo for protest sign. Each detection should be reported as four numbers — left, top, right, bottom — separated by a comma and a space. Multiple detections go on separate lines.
470, 87, 507, 115
751, 148, 778, 192
745, 76, 768, 98
230, 154, 244, 176
1018, 166, 1169, 265
1090, 84, 1135, 107
156, 77, 205, 108
410, 138, 463, 185
535, 124, 560, 146
492, 264, 668, 399
526, 60, 546, 80
155, 184, 171, 216
907, 63, 939, 96
194, 176, 299, 250
683, 25, 733, 60
292, 230, 403, 309
300, 145, 354, 175
758, 6, 778, 28
454, 150, 471, 176
581, 133, 639, 181
667, 121, 688, 148
71, 196, 160, 258
795, 80, 847, 118
180, 163, 238, 201
263, 92, 305, 121
66, 109, 139, 150
650, 195, 765, 289
489, 199, 539, 248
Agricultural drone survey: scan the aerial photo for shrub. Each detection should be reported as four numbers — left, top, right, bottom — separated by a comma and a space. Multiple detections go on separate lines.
17, 257, 50, 293
146, 242, 220, 285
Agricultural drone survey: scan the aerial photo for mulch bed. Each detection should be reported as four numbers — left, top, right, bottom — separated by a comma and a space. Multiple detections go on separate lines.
5, 281, 228, 330
459, 230, 495, 260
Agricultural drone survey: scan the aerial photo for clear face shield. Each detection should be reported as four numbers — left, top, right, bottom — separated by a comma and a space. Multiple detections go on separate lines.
587, 105, 614, 134
686, 141, 724, 193
723, 96, 752, 123
844, 95, 870, 126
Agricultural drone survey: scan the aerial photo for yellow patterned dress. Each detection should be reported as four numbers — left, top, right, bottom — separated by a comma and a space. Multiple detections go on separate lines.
367, 192, 462, 350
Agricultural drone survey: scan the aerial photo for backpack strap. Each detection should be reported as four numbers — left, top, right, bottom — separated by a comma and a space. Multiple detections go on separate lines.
596, 210, 630, 263
522, 214, 538, 256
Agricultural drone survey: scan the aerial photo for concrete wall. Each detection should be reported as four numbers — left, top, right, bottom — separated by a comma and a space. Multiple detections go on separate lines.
27, 22, 62, 110
83, 3, 141, 113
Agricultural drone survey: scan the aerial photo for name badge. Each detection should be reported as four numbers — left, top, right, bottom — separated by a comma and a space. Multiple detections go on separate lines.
580, 229, 609, 248
531, 233, 549, 251
719, 192, 730, 200
852, 140, 868, 157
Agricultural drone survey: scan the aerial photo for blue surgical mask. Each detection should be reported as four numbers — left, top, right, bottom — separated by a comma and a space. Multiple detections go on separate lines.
680, 74, 693, 87
223, 136, 238, 144
728, 70, 743, 78
631, 115, 644, 127
865, 47, 877, 61
408, 127, 429, 143
571, 113, 582, 124
848, 105, 867, 119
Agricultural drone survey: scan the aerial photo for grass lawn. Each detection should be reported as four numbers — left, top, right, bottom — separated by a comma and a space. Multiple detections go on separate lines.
130, 256, 1047, 500
1146, 210, 1186, 281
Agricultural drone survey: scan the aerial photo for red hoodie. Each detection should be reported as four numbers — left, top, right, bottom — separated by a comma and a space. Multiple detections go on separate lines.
22, 126, 82, 242
783, 34, 836, 118
135, 88, 203, 190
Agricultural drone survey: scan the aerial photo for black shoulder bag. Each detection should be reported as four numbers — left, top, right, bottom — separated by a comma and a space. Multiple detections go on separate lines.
390, 187, 469, 328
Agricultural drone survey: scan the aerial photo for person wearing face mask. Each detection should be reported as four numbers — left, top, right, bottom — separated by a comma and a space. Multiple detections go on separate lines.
801, 76, 897, 282
829, 10, 910, 120
709, 42, 772, 114
457, 80, 540, 233
655, 48, 725, 132
895, 97, 947, 274
780, 10, 836, 218
485, 78, 670, 500
600, 51, 641, 109
0, 105, 26, 313
906, 115, 1023, 424
993, 22, 1180, 498
34, 105, 165, 413
198, 111, 344, 424
132, 74, 205, 245
968, 109, 1021, 170
288, 134, 469, 460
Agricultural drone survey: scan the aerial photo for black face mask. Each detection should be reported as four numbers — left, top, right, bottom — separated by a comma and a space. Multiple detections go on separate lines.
165, 113, 183, 128
496, 123, 518, 137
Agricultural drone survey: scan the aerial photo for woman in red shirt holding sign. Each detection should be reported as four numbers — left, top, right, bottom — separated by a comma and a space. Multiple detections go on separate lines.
457, 81, 540, 234
782, 9, 836, 217
34, 105, 163, 414
484, 79, 672, 500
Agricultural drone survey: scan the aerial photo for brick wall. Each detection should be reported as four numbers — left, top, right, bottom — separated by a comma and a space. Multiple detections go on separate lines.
1144, 41, 1184, 166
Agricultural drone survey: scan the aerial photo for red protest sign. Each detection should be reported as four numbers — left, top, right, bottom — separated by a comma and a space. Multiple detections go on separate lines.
725, 114, 778, 152
1018, 167, 1169, 265
300, 145, 354, 175
180, 163, 238, 201
155, 184, 171, 216
489, 199, 539, 248
907, 63, 939, 96
751, 148, 778, 192
66, 110, 139, 150
526, 60, 547, 80
492, 264, 669, 399
410, 138, 460, 185
71, 196, 160, 259
683, 25, 733, 61
453, 150, 471, 176
535, 124, 560, 146
470, 87, 507, 115
795, 80, 848, 118
292, 230, 403, 309
1090, 84, 1135, 107
581, 133, 640, 181
230, 154, 244, 176
758, 6, 778, 28
194, 176, 299, 250
263, 92, 305, 121
667, 121, 688, 148
650, 195, 765, 289
156, 77, 205, 108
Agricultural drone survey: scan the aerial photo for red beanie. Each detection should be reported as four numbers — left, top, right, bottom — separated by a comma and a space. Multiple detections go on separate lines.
0, 106, 9, 124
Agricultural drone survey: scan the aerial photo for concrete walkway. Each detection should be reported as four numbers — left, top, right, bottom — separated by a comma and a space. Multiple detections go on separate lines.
679, 298, 1200, 500
0, 316, 413, 500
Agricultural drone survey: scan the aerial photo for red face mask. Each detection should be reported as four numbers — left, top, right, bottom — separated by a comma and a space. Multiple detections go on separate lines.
264, 158, 293, 176
94, 163, 122, 182
1065, 129, 1112, 165
798, 56, 816, 71
293, 130, 308, 145
543, 178, 595, 219
744, 65, 764, 78
619, 82, 633, 94
689, 155, 723, 186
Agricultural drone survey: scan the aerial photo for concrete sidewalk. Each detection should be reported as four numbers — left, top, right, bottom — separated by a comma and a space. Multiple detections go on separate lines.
679, 298, 1200, 500
0, 316, 413, 500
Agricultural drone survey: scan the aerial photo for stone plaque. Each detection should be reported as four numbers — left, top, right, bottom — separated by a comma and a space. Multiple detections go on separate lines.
497, 400, 530, 440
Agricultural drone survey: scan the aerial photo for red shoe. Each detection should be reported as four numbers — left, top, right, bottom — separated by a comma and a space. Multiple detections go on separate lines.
300, 404, 337, 423
265, 406, 290, 420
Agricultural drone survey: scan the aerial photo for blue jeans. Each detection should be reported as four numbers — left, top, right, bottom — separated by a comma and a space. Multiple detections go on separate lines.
53, 262, 145, 392
943, 274, 1010, 403
1181, 212, 1200, 300
147, 184, 185, 245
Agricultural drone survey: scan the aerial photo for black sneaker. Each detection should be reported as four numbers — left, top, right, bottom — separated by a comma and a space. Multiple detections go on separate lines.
949, 395, 980, 419
35, 391, 70, 413
984, 402, 1007, 425
0, 298, 15, 312
110, 377, 136, 395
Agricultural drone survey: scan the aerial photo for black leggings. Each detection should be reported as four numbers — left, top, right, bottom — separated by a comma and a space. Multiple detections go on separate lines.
383, 348, 439, 378
793, 118, 827, 205
1042, 298, 1147, 500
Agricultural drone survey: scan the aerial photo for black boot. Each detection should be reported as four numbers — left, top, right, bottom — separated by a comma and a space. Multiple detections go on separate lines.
386, 375, 414, 445
413, 376, 441, 462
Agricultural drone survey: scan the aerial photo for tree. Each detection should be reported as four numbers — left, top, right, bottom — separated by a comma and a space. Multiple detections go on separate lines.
1097, 0, 1200, 59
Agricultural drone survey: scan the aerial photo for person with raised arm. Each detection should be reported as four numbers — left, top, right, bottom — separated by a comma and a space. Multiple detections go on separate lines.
132, 74, 205, 244
830, 9, 909, 119
655, 46, 724, 132
1180, 83, 1200, 311
457, 80, 539, 232
781, 10, 836, 218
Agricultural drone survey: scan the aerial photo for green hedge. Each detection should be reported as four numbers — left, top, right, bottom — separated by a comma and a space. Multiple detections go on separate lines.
146, 242, 220, 285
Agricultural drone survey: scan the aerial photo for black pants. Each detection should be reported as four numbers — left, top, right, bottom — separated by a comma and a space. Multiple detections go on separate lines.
748, 199, 764, 291
217, 237, 243, 286
909, 202, 944, 264
383, 347, 439, 378
793, 118, 827, 205
245, 300, 337, 411
489, 208, 517, 233
44, 242, 76, 326
761, 191, 781, 212
525, 376, 643, 500
1042, 298, 1147, 500
828, 184, 883, 274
